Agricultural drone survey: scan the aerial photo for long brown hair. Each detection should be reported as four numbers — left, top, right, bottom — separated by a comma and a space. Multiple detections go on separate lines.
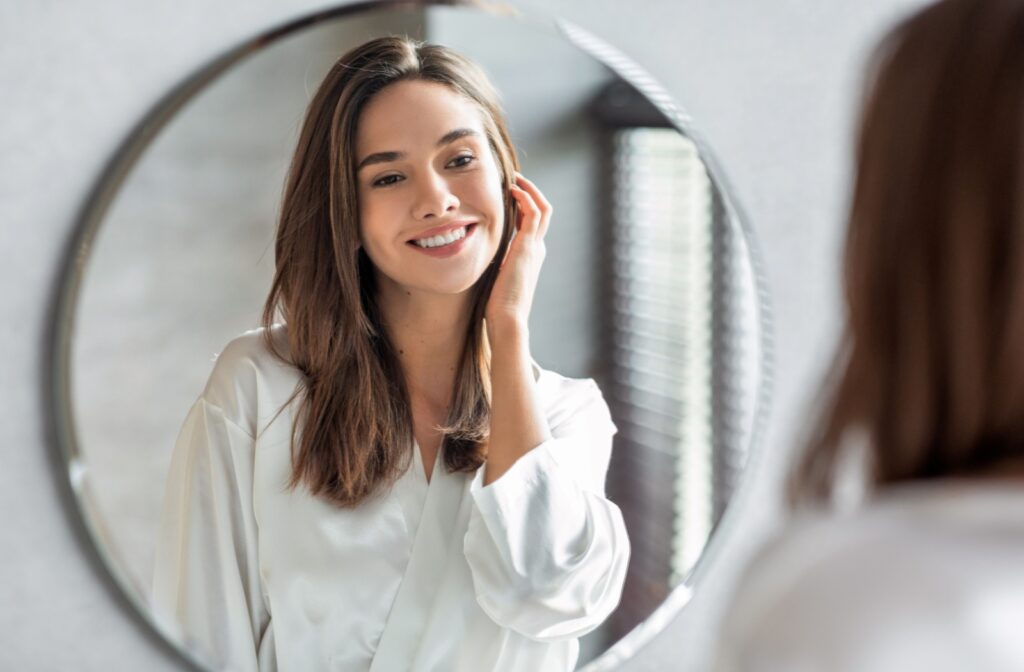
790, 0, 1024, 503
260, 36, 519, 507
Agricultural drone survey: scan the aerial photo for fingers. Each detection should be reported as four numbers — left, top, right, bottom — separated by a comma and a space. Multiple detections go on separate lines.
514, 173, 551, 213
510, 172, 551, 239
509, 184, 540, 235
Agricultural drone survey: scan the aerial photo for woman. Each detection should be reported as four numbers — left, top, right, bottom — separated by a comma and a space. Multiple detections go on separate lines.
715, 0, 1024, 670
152, 36, 630, 672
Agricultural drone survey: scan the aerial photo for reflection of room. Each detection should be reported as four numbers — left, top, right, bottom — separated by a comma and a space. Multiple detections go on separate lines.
72, 5, 625, 667
68, 5, 761, 671
589, 81, 753, 644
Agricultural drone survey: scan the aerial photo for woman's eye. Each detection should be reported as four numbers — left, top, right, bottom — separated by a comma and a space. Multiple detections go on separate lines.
448, 154, 475, 169
372, 174, 403, 188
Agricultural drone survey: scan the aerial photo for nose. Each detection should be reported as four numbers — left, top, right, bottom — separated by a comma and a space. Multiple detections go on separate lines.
412, 171, 459, 220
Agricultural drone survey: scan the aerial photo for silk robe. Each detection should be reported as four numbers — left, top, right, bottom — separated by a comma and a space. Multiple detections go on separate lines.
152, 326, 630, 672
714, 483, 1024, 672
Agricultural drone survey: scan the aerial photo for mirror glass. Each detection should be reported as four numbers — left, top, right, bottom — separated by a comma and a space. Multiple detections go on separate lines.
58, 3, 767, 669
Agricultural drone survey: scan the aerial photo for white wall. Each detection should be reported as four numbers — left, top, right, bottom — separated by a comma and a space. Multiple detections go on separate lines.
0, 1, 928, 670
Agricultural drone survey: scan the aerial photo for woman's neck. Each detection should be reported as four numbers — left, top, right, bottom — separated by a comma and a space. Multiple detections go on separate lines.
376, 281, 473, 407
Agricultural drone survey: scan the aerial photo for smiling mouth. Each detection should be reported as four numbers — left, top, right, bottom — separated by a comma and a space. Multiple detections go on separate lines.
407, 223, 476, 249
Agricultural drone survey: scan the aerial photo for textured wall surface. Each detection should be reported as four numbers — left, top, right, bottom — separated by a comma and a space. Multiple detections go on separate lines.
0, 1, 927, 670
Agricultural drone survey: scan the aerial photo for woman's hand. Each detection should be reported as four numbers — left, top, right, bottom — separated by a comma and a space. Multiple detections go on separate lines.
482, 174, 553, 482
484, 172, 551, 339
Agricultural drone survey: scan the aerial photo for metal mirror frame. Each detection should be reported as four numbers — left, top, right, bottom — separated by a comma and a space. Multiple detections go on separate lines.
45, 1, 774, 669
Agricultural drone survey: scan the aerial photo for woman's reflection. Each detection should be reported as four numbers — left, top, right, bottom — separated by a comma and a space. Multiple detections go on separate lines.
151, 36, 629, 672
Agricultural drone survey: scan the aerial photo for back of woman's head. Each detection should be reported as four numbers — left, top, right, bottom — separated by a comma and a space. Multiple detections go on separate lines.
791, 0, 1024, 503
260, 36, 519, 507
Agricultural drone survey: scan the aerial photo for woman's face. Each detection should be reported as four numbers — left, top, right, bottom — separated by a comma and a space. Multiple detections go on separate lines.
354, 79, 506, 299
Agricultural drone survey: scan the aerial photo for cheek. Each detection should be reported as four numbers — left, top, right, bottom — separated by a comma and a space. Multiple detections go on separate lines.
358, 196, 396, 244
357, 216, 392, 266
476, 166, 507, 221
477, 183, 505, 239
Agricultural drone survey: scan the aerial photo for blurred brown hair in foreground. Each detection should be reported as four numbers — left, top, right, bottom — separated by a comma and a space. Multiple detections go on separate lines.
790, 0, 1024, 503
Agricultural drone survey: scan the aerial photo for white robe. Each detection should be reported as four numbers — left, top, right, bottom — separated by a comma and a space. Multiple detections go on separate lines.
152, 325, 630, 672
713, 482, 1024, 672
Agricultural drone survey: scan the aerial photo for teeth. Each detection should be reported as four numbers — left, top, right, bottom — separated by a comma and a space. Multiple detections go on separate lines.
414, 225, 468, 249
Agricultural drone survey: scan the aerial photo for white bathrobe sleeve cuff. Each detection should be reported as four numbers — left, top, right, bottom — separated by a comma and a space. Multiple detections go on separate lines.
464, 381, 630, 641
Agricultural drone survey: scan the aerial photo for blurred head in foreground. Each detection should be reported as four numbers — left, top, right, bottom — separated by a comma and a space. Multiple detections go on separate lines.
791, 0, 1024, 503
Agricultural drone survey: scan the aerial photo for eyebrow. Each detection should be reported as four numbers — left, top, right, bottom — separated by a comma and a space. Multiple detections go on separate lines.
356, 128, 481, 172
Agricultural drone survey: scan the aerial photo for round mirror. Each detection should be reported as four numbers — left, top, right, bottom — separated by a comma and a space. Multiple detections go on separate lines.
52, 2, 770, 670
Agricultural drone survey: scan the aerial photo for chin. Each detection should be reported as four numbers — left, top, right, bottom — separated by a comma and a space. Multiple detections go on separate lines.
435, 270, 491, 294
426, 279, 482, 296
383, 257, 492, 296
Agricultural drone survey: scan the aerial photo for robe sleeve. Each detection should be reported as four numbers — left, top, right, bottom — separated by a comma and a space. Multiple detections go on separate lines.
151, 396, 271, 672
463, 378, 631, 641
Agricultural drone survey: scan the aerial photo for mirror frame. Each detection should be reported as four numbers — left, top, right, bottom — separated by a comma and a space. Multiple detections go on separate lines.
46, 1, 774, 669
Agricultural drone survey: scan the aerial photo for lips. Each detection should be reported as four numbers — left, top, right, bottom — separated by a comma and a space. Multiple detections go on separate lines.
407, 221, 477, 243
407, 222, 477, 258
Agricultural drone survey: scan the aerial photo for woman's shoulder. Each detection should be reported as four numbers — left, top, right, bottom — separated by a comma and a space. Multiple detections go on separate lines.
777, 480, 1024, 549
740, 481, 1024, 592
199, 324, 303, 429
717, 482, 1024, 671
211, 323, 291, 368
532, 361, 616, 434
